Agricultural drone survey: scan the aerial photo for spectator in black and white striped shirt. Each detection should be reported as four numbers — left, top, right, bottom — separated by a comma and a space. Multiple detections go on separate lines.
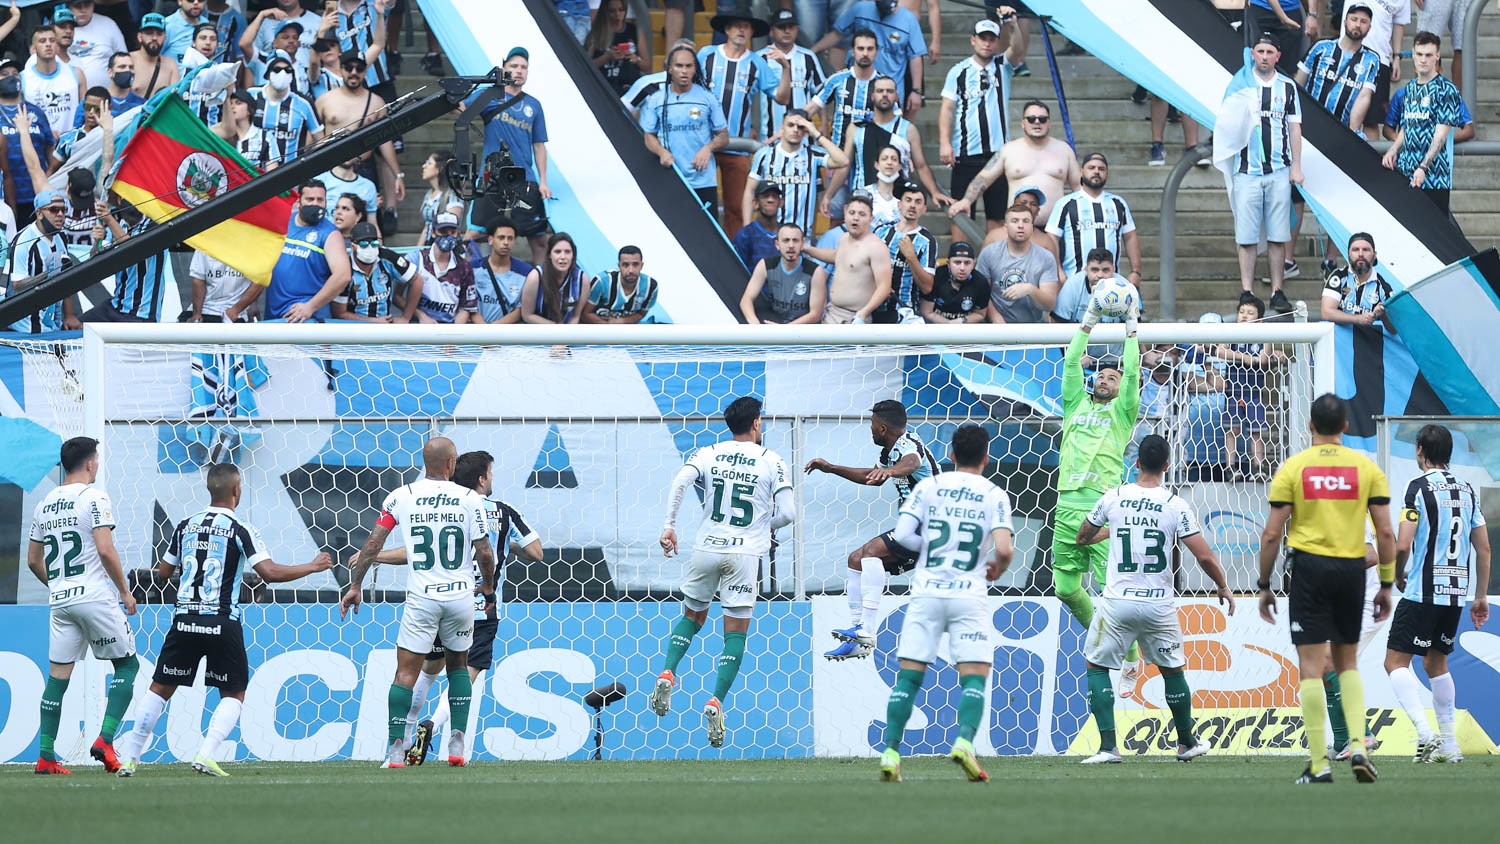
744, 109, 849, 239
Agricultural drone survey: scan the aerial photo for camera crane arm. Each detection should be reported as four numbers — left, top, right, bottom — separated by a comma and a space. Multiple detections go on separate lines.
0, 70, 504, 328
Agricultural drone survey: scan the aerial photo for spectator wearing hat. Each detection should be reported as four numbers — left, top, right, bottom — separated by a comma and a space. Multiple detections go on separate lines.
85, 193, 172, 323
203, 0, 247, 63
745, 108, 848, 238
130, 13, 181, 99
230, 181, 351, 323
22, 24, 86, 138
65, 1, 127, 90
335, 220, 419, 322
315, 48, 404, 219
1320, 232, 1394, 326
307, 36, 345, 99
1228, 35, 1301, 315
734, 181, 783, 270
741, 221, 827, 324
921, 241, 990, 324
409, 210, 477, 324
1045, 152, 1141, 284
245, 48, 324, 168
811, 0, 927, 112
47, 6, 79, 68
98, 52, 145, 118
164, 0, 209, 63
189, 245, 256, 323
697, 12, 791, 236
460, 46, 550, 260
212, 89, 264, 162
0, 58, 55, 220
873, 179, 935, 323
940, 16, 1025, 243
321, 0, 394, 108
757, 10, 825, 141
978, 202, 1060, 324
3, 188, 76, 333
243, 1, 321, 93
59, 167, 101, 250
639, 45, 729, 221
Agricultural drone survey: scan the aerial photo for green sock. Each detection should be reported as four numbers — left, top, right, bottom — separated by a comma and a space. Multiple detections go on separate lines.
99, 655, 139, 743
447, 670, 472, 735
387, 683, 414, 744
1323, 671, 1349, 749
1162, 670, 1195, 746
1087, 667, 1116, 752
957, 674, 986, 743
39, 676, 69, 762
713, 631, 747, 701
663, 616, 703, 674
1125, 642, 1140, 663
883, 668, 925, 752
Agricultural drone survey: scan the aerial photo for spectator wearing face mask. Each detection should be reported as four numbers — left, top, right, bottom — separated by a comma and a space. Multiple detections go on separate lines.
97, 52, 144, 118
244, 49, 324, 170
336, 220, 419, 323
409, 211, 477, 324
228, 181, 351, 323
0, 58, 57, 221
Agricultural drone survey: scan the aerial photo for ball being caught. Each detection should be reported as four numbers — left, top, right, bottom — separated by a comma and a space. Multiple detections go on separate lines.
1090, 276, 1140, 318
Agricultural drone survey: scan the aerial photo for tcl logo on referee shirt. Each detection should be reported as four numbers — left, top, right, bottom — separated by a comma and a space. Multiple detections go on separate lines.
1302, 466, 1358, 499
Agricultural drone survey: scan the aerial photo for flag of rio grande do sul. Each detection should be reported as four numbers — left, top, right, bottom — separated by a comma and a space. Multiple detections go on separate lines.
112, 94, 296, 286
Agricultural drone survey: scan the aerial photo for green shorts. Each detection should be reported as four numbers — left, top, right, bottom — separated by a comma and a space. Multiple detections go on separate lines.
1052, 501, 1108, 586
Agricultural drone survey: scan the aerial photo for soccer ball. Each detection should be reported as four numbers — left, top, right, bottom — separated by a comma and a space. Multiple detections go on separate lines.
1090, 277, 1139, 318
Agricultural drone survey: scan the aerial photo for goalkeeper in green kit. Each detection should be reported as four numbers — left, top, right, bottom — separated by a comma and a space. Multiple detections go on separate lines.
1055, 291, 1144, 686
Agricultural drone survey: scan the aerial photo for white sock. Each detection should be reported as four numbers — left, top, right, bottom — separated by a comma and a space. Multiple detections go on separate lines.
198, 697, 242, 760
1431, 672, 1457, 743
122, 690, 168, 760
1388, 667, 1436, 741
431, 695, 451, 741
859, 558, 887, 632
844, 566, 863, 625
405, 670, 439, 743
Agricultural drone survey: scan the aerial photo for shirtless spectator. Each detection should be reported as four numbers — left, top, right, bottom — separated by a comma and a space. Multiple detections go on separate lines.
977, 203, 1060, 324
947, 100, 1078, 224
131, 13, 179, 99
315, 50, 404, 217
802, 193, 891, 324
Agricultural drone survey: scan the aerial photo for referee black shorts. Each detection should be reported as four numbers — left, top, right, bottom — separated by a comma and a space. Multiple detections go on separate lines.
950, 156, 1008, 222
1286, 551, 1367, 645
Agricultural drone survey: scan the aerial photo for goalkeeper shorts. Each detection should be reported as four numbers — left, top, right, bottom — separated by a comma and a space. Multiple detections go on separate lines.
1052, 502, 1108, 582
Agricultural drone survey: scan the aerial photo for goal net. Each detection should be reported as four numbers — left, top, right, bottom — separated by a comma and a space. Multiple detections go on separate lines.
9, 322, 1331, 761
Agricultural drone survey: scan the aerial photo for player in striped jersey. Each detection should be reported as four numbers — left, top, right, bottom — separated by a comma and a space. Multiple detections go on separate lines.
3, 189, 75, 333
758, 10, 826, 140
1046, 153, 1141, 281
874, 180, 935, 323
940, 17, 1024, 241
1385, 424, 1489, 763
583, 245, 660, 324
344, 437, 496, 768
28, 437, 138, 775
745, 109, 847, 236
117, 463, 332, 777
1297, 5, 1381, 131
806, 399, 941, 659
334, 221, 418, 322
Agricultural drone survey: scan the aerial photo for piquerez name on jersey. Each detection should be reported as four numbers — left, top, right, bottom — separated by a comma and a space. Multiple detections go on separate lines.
684, 441, 792, 557
900, 472, 1013, 599
29, 483, 117, 607
1087, 483, 1200, 602
377, 478, 489, 602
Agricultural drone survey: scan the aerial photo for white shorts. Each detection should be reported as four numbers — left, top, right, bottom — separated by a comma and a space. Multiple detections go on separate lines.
49, 600, 135, 664
896, 597, 992, 666
681, 550, 760, 617
1085, 598, 1185, 670
397, 593, 474, 654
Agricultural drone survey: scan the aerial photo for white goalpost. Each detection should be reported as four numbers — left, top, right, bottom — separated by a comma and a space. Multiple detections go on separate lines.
15, 321, 1336, 762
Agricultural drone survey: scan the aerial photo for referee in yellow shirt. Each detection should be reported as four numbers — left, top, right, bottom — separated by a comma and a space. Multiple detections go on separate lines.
1257, 394, 1396, 785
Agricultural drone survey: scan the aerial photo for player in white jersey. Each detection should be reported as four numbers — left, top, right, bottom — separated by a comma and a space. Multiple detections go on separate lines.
805, 398, 941, 660
26, 437, 138, 775
878, 424, 1014, 783
343, 437, 496, 768
651, 396, 796, 748
1074, 435, 1233, 764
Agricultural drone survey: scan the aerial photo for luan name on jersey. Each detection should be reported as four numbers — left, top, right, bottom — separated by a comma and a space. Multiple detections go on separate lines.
1086, 483, 1200, 602
683, 440, 792, 557
900, 472, 1013, 599
377, 477, 489, 602
29, 483, 117, 607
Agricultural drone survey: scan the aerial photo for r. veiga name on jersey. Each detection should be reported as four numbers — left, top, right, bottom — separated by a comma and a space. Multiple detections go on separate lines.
928, 504, 989, 521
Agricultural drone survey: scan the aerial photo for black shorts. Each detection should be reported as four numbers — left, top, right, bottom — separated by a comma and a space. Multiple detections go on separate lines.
950, 157, 1008, 221
1387, 599, 1462, 656
154, 614, 249, 692
878, 530, 921, 575
1366, 64, 1392, 128
471, 181, 550, 237
468, 619, 500, 670
1286, 551, 1367, 645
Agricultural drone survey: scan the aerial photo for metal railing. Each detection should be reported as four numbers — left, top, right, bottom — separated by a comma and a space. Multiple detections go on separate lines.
1461, 0, 1487, 112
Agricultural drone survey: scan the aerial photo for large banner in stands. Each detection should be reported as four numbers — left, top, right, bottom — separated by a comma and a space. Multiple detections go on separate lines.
3, 598, 1495, 762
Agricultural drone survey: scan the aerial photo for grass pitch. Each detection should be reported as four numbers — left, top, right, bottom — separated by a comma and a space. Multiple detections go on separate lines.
4, 756, 1494, 843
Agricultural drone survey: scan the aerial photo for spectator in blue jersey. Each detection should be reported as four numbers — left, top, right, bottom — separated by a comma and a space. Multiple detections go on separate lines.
163, 0, 208, 63
409, 210, 476, 324
1052, 248, 1134, 324
2, 189, 74, 333
733, 181, 783, 270
920, 240, 990, 325
1214, 295, 1273, 480
469, 217, 532, 324
242, 4, 319, 93
1045, 153, 1141, 285
1229, 35, 1302, 315
99, 53, 145, 117
1380, 31, 1461, 217
741, 222, 828, 324
811, 0, 927, 112
204, 0, 247, 62
521, 232, 588, 325
874, 180, 935, 323
583, 245, 660, 324
697, 12, 791, 235
84, 199, 171, 323
1245, 0, 1319, 77
0, 59, 55, 222
230, 181, 351, 322
758, 10, 826, 142
796, 0, 858, 61
640, 45, 729, 221
1319, 232, 1393, 326
463, 47, 552, 260
246, 49, 325, 169
321, 0, 393, 106
318, 157, 378, 227
744, 109, 848, 238
805, 29, 883, 221
51, 87, 110, 175
939, 17, 1024, 244
334, 221, 418, 322
307, 36, 345, 99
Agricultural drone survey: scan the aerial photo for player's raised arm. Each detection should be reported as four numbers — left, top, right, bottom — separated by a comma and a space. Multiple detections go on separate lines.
865, 451, 920, 485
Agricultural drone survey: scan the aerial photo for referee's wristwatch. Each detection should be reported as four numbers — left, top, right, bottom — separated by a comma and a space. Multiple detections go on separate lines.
1256, 580, 1272, 592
